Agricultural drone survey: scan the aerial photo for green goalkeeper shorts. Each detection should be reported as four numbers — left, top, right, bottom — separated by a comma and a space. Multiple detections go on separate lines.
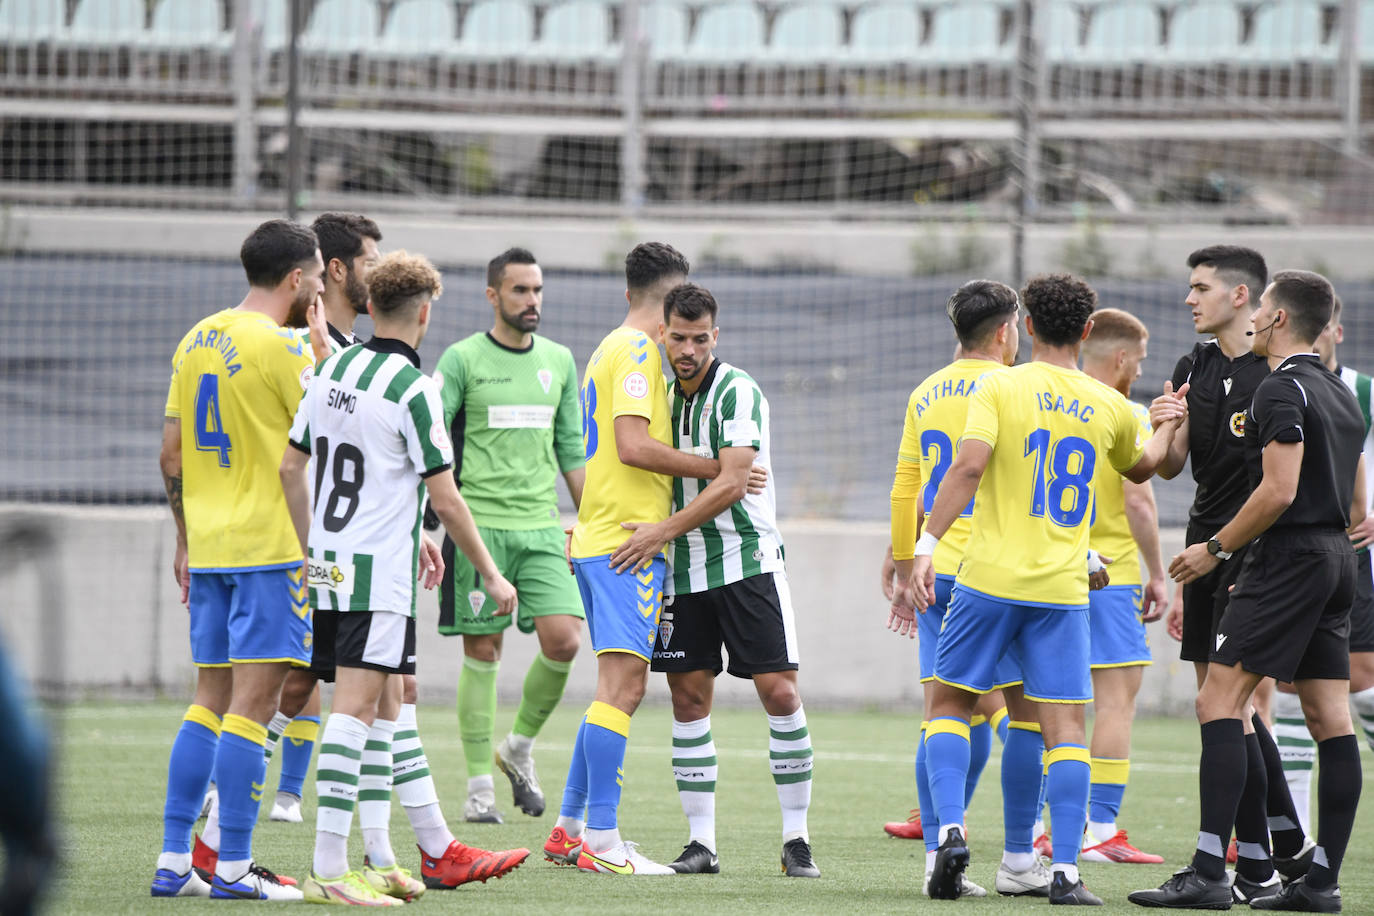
438, 526, 585, 636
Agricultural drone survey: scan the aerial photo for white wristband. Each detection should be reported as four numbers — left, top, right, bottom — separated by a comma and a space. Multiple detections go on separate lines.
914, 532, 940, 557
1086, 549, 1106, 574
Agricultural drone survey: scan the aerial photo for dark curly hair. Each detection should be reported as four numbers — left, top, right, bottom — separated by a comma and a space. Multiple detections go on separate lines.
663, 282, 718, 325
1020, 274, 1097, 347
625, 242, 690, 292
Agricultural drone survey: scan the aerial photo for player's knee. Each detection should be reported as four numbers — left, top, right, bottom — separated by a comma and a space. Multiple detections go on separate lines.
463, 635, 501, 663
539, 622, 581, 662
756, 677, 801, 717
671, 691, 710, 722
401, 674, 418, 705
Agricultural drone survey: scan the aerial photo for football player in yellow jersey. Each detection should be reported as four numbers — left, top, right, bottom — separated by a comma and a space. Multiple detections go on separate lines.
152, 219, 324, 901
911, 274, 1187, 905
1077, 309, 1168, 866
886, 280, 1053, 897
544, 243, 730, 876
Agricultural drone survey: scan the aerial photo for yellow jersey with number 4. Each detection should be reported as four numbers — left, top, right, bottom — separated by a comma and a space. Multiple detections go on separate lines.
165, 308, 314, 571
956, 362, 1145, 609
894, 359, 1007, 577
570, 326, 672, 559
1087, 398, 1153, 587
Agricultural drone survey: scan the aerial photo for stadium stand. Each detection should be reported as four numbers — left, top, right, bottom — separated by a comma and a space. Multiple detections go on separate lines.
378, 0, 457, 55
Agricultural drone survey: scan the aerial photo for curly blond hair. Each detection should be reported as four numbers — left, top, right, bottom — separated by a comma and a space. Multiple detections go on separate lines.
368, 250, 443, 314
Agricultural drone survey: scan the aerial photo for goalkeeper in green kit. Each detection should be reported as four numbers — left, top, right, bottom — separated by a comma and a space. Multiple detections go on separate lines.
429, 248, 587, 824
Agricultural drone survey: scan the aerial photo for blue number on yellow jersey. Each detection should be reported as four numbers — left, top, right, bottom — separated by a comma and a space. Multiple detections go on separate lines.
1088, 399, 1153, 586
896, 359, 1007, 577
570, 326, 672, 558
957, 362, 1145, 609
166, 308, 314, 571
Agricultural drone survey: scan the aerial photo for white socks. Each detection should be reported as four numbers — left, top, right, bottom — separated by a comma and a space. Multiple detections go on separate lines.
768, 706, 813, 843
672, 717, 718, 853
314, 714, 369, 877
391, 703, 455, 858
359, 718, 397, 869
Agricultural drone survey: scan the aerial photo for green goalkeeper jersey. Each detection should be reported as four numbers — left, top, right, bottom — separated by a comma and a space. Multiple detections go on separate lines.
434, 331, 585, 530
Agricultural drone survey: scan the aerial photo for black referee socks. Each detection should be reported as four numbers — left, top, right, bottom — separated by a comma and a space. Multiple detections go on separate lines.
1252, 712, 1306, 859
1233, 732, 1275, 883
1192, 717, 1247, 882
1307, 734, 1362, 890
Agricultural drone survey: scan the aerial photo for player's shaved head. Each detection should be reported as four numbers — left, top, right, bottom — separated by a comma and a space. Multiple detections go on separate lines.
1083, 308, 1148, 358
625, 242, 690, 294
240, 219, 318, 289
946, 279, 1019, 349
368, 250, 443, 316
1021, 274, 1098, 347
1267, 269, 1335, 344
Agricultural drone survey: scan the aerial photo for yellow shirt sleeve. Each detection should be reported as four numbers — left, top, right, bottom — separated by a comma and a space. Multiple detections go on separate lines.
609, 332, 656, 421
960, 371, 1001, 447
262, 326, 314, 414
165, 333, 190, 419
1108, 394, 1147, 474
890, 392, 924, 560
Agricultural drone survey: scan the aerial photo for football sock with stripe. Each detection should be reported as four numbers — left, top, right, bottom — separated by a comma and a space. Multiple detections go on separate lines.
916, 722, 938, 853
990, 706, 1010, 745
768, 706, 813, 842
314, 713, 369, 878
360, 718, 397, 869
458, 656, 499, 785
162, 704, 220, 855
582, 701, 630, 851
1235, 732, 1275, 882
1306, 734, 1362, 890
391, 703, 455, 858
1045, 743, 1090, 867
966, 714, 992, 808
1253, 712, 1306, 858
262, 710, 291, 766
278, 715, 320, 800
924, 717, 971, 844
1087, 757, 1128, 843
213, 714, 269, 878
513, 652, 574, 740
1003, 721, 1043, 857
1272, 691, 1314, 835
1351, 684, 1374, 754
1191, 718, 1246, 882
672, 716, 717, 852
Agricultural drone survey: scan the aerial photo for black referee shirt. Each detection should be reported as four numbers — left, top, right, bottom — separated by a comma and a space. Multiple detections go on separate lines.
1244, 353, 1364, 530
1172, 341, 1270, 528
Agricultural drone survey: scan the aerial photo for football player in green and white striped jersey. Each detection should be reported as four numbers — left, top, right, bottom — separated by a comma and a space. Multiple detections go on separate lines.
282, 251, 526, 905
609, 282, 817, 879
1273, 293, 1374, 831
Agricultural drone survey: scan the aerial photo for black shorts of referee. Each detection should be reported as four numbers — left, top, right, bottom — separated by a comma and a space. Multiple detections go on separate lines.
1211, 528, 1356, 682
1180, 519, 1252, 664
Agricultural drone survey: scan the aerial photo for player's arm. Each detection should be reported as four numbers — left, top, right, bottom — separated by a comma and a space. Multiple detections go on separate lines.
1349, 453, 1367, 532
562, 467, 586, 510
614, 414, 719, 479
1148, 382, 1190, 480
1171, 441, 1302, 584
908, 439, 991, 612
279, 443, 312, 555
1123, 478, 1168, 621
608, 445, 754, 573
886, 446, 923, 637
425, 472, 516, 616
159, 416, 189, 604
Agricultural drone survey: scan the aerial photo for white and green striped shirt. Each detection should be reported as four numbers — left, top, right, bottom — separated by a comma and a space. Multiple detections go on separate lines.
1339, 365, 1374, 557
288, 337, 453, 616
667, 359, 784, 595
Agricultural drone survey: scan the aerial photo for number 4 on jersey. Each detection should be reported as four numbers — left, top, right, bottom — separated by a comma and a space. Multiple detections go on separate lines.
194, 373, 232, 467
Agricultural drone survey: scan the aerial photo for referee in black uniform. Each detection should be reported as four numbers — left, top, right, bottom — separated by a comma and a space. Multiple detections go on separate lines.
1131, 270, 1366, 913
1149, 246, 1312, 896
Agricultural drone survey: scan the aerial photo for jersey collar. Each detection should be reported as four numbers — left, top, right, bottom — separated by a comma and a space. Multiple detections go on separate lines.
1276, 353, 1321, 371
484, 331, 535, 353
674, 357, 721, 401
363, 335, 422, 368
327, 322, 356, 350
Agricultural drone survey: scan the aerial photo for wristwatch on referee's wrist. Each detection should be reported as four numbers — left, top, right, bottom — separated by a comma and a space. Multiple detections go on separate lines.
1206, 537, 1232, 561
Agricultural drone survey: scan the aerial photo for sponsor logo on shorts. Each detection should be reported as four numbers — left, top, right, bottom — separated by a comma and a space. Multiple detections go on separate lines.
654, 650, 686, 659
1216, 633, 1228, 650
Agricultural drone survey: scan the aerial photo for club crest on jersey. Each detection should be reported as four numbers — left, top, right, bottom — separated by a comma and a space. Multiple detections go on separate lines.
468, 590, 487, 617
1230, 411, 1246, 438
1223, 377, 1233, 395
538, 368, 553, 395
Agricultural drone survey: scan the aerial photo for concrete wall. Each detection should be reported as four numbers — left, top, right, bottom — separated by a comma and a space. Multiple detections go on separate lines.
0, 506, 1200, 715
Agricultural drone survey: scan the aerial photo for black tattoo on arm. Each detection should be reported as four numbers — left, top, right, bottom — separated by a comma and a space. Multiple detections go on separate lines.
163, 473, 185, 528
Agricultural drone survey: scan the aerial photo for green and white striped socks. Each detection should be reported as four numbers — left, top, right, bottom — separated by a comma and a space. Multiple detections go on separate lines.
360, 718, 397, 868
393, 703, 456, 858
314, 714, 369, 877
672, 717, 717, 852
1273, 691, 1315, 835
768, 706, 813, 842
